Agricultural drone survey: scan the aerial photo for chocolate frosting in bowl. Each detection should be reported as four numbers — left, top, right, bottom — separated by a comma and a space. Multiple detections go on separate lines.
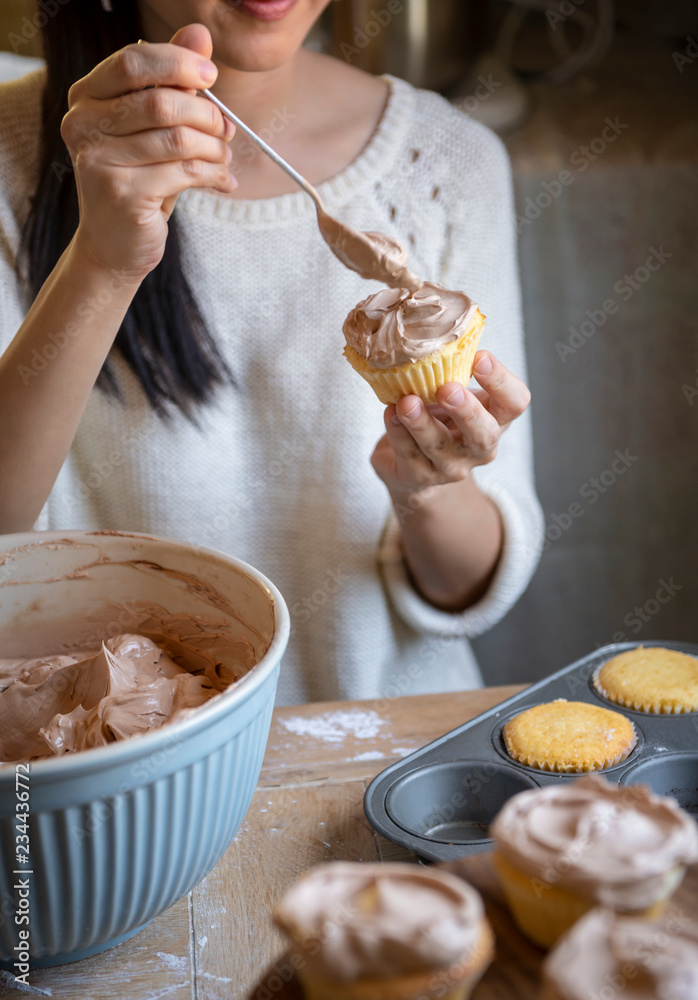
343, 283, 477, 369
491, 774, 698, 909
0, 601, 256, 765
274, 861, 486, 981
0, 533, 281, 768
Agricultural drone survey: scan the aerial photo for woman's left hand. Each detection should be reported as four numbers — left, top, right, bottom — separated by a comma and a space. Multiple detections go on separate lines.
371, 350, 531, 502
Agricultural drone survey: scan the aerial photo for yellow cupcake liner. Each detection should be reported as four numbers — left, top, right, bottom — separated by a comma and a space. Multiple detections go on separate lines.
343, 310, 485, 405
296, 923, 494, 1000
493, 851, 593, 949
492, 853, 684, 951
503, 741, 636, 774
592, 660, 698, 714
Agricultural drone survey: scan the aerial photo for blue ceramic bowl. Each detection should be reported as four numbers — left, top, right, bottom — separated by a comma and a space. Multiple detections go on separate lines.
0, 530, 289, 967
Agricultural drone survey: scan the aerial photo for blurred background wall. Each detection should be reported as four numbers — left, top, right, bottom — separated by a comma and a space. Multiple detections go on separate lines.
472, 10, 698, 684
0, 1, 41, 58
1, 1, 696, 685
328, 0, 698, 685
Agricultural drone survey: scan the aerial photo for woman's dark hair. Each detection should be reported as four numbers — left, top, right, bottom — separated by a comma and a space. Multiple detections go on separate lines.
19, 0, 232, 418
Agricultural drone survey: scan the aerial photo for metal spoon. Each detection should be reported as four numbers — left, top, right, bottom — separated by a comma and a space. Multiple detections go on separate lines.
200, 88, 421, 292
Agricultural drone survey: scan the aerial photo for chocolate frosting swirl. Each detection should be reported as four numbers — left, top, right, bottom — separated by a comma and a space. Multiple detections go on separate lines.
491, 775, 698, 909
274, 862, 485, 981
343, 283, 477, 370
544, 908, 698, 1000
0, 615, 255, 763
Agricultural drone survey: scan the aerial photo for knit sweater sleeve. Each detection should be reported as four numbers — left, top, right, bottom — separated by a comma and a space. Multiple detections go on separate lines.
377, 99, 544, 638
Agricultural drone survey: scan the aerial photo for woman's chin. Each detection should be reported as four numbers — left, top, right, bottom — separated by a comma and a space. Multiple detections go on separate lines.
212, 40, 299, 74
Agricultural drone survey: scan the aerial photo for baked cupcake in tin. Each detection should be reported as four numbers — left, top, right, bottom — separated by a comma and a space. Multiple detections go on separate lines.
541, 907, 698, 1000
490, 774, 698, 949
273, 861, 494, 1000
593, 646, 698, 714
502, 699, 637, 773
343, 283, 485, 405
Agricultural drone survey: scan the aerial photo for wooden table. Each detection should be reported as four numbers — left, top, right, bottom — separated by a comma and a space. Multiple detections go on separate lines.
1, 685, 695, 999
0, 687, 523, 997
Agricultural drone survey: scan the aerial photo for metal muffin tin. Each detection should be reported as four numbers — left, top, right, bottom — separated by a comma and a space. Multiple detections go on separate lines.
364, 640, 698, 862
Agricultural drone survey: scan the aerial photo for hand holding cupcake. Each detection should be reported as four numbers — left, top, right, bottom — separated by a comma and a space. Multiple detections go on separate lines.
335, 227, 532, 612
341, 233, 531, 502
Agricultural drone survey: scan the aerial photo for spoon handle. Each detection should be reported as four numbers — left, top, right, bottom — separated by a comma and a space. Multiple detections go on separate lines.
201, 88, 324, 212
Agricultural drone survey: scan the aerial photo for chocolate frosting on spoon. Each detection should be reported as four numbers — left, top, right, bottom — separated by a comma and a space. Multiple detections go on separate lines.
316, 210, 422, 292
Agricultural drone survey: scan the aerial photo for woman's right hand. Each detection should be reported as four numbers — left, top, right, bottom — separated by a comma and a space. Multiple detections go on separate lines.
61, 24, 236, 279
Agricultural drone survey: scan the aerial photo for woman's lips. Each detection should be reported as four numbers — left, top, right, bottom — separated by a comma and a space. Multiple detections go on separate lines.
225, 0, 299, 21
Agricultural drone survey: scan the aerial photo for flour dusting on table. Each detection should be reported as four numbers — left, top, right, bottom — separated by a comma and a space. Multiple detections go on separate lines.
156, 953, 188, 975
279, 708, 388, 743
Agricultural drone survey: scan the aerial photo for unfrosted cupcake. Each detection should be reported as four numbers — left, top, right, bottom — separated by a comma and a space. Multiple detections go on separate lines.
343, 283, 485, 405
490, 774, 698, 949
541, 907, 698, 1000
502, 699, 637, 773
593, 646, 698, 713
273, 861, 494, 1000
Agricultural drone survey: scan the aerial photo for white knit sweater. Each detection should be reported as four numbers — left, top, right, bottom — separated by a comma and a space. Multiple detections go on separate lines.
0, 69, 543, 705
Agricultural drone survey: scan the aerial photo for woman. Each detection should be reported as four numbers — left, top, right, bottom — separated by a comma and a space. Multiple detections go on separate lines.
0, 0, 542, 703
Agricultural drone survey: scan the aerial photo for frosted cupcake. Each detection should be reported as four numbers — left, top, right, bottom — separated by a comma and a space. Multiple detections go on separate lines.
541, 907, 698, 999
502, 699, 637, 773
490, 775, 698, 949
593, 646, 698, 713
343, 283, 485, 405
273, 861, 494, 1000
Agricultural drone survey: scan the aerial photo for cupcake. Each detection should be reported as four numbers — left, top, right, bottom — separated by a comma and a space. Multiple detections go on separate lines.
541, 907, 698, 999
502, 699, 637, 773
490, 774, 698, 949
593, 646, 698, 713
273, 861, 494, 1000
342, 283, 485, 405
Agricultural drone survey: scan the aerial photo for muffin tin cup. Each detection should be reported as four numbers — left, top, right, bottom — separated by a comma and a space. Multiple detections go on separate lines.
620, 751, 698, 815
365, 640, 698, 862
386, 760, 540, 845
